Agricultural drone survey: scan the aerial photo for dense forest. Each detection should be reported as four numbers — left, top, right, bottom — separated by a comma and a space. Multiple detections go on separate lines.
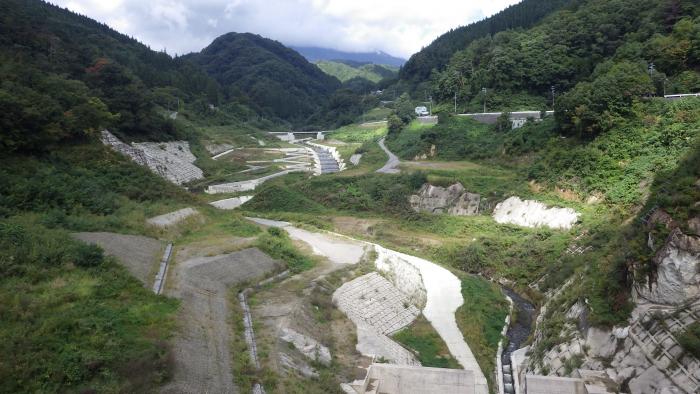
429, 0, 700, 127
0, 0, 380, 148
0, 0, 236, 149
399, 0, 578, 87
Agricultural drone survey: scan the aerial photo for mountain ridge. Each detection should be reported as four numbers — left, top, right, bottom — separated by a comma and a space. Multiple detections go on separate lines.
291, 45, 406, 67
187, 33, 342, 125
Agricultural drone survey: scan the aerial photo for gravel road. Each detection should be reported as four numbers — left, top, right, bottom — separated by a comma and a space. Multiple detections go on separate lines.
376, 137, 400, 174
161, 247, 281, 394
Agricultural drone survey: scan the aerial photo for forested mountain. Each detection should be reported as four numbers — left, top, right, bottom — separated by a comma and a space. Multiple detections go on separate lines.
187, 33, 342, 125
0, 0, 227, 149
399, 0, 577, 86
430, 0, 700, 134
291, 46, 406, 67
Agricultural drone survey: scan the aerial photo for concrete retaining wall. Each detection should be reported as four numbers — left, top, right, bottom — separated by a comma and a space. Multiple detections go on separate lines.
306, 141, 346, 171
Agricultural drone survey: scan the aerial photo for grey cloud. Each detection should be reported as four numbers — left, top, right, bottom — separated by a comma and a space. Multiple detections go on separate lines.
52, 0, 519, 57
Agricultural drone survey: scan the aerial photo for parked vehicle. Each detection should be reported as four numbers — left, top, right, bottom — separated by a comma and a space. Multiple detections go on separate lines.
414, 106, 429, 116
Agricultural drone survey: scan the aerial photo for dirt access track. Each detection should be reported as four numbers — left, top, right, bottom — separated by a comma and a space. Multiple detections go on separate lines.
161, 245, 282, 394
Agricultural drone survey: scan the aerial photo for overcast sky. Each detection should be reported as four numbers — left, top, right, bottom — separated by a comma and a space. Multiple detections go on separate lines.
51, 0, 520, 58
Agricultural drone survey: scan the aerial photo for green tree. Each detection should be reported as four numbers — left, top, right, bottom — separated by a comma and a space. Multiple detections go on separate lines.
387, 114, 404, 137
555, 62, 653, 136
495, 112, 512, 132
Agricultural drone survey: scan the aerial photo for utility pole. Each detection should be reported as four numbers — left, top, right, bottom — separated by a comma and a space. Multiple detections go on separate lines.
454, 92, 457, 114
482, 88, 487, 113
648, 63, 655, 97
429, 96, 432, 116
551, 85, 556, 109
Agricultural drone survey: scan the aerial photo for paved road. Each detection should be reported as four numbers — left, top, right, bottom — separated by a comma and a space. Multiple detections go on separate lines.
376, 137, 400, 174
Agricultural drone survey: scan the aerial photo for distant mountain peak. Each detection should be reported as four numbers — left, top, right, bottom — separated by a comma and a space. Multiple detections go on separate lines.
290, 46, 405, 67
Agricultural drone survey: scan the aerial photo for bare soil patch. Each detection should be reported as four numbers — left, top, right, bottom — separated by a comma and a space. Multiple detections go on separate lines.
332, 216, 383, 237
252, 259, 370, 391
400, 160, 484, 171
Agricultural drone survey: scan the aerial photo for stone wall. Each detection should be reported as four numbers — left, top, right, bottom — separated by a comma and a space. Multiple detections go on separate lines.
373, 248, 428, 308
333, 272, 421, 365
524, 224, 700, 394
101, 130, 203, 185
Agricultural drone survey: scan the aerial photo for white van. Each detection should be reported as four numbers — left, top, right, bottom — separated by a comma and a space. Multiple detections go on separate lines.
415, 106, 429, 116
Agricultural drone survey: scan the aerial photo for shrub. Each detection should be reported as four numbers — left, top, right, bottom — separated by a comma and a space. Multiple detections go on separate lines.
678, 322, 700, 358
73, 243, 105, 267
255, 228, 315, 273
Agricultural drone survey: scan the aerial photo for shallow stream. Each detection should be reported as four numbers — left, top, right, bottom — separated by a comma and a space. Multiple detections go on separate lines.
500, 287, 536, 393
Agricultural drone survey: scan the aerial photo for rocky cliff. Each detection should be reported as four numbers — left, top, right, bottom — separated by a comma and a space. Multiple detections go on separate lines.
409, 183, 480, 216
522, 210, 700, 394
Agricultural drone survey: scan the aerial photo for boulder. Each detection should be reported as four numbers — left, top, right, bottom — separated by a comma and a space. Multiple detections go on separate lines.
409, 183, 480, 216
280, 327, 331, 365
585, 328, 617, 359
492, 196, 579, 230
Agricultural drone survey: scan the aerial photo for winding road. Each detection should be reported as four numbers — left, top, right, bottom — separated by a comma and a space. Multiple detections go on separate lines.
376, 137, 400, 174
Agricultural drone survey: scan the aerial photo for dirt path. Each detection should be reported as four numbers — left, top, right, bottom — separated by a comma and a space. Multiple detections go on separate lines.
161, 247, 282, 394
376, 137, 400, 174
247, 217, 369, 266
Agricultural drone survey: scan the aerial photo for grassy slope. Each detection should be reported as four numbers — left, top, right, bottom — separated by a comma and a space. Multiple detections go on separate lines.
384, 98, 700, 328
316, 61, 397, 83
456, 276, 509, 389
0, 112, 299, 391
0, 143, 189, 392
392, 315, 461, 369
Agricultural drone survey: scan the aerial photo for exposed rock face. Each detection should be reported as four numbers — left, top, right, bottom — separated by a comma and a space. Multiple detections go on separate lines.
636, 221, 700, 306
409, 183, 480, 216
280, 327, 331, 365
204, 143, 234, 156
522, 211, 700, 394
492, 196, 579, 230
373, 250, 427, 308
350, 154, 362, 165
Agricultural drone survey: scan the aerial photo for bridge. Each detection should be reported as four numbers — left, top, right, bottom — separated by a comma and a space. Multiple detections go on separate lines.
268, 131, 331, 142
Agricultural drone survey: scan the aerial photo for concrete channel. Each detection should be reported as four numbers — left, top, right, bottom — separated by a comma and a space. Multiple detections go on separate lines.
152, 242, 173, 295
